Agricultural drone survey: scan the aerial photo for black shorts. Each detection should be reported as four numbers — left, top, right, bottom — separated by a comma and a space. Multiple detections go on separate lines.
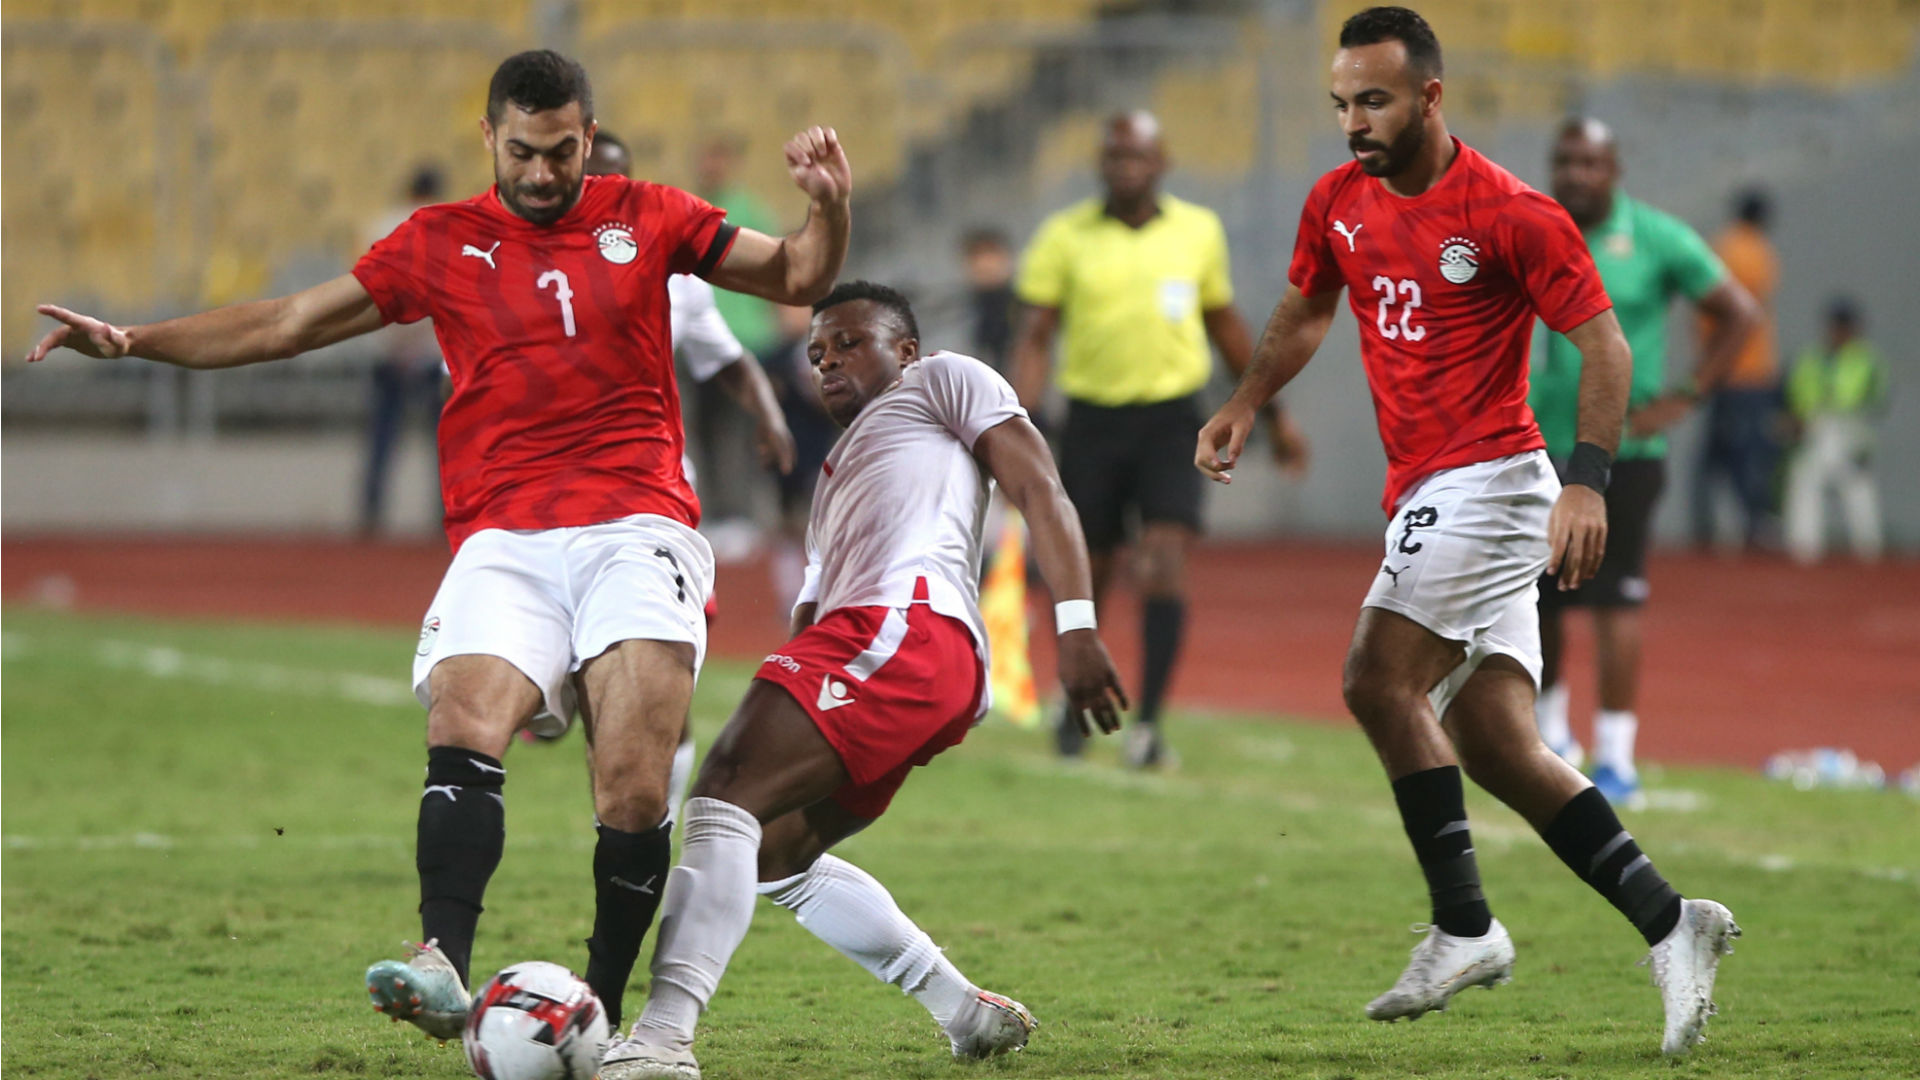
1058, 395, 1205, 553
1539, 457, 1665, 609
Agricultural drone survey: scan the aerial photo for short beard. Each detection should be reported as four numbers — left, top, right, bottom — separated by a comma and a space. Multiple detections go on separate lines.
1353, 118, 1427, 178
495, 167, 582, 226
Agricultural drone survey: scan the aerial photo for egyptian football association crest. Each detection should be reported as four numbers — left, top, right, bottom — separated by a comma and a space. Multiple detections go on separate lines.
1438, 236, 1480, 284
595, 222, 638, 265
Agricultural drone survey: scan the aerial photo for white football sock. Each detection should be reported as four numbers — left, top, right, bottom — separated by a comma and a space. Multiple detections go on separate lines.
634, 797, 761, 1049
663, 737, 696, 828
759, 854, 979, 1031
1595, 710, 1639, 776
1535, 681, 1572, 749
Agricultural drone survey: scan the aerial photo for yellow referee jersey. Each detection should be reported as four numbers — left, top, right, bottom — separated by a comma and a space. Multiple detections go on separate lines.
1015, 195, 1234, 406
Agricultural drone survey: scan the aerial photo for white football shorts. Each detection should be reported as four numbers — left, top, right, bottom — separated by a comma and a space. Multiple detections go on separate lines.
1361, 451, 1560, 719
412, 513, 714, 735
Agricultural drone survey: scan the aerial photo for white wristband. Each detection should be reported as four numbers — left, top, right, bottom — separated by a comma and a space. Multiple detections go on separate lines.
1054, 599, 1096, 634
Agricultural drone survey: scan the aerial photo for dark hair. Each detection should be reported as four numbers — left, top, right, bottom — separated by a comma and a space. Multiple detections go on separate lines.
408, 163, 444, 201
1827, 296, 1860, 328
1734, 186, 1771, 228
1339, 6, 1444, 80
594, 130, 626, 155
961, 227, 1011, 254
487, 49, 593, 123
812, 280, 920, 342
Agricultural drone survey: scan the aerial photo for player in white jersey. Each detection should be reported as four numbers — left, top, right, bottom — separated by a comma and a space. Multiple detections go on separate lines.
599, 282, 1128, 1080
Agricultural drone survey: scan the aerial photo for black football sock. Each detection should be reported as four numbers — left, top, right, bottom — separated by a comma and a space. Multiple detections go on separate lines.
1391, 766, 1494, 938
416, 745, 507, 987
585, 819, 674, 1029
1139, 596, 1187, 727
1542, 786, 1683, 946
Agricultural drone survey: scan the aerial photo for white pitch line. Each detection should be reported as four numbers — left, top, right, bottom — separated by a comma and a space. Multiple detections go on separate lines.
4, 633, 416, 708
5, 833, 597, 852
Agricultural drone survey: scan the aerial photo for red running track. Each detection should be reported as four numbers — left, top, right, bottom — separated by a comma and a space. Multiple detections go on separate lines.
4, 534, 1915, 771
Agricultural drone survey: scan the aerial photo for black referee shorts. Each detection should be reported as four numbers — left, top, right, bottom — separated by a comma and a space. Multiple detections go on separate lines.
1058, 394, 1206, 554
1539, 457, 1666, 610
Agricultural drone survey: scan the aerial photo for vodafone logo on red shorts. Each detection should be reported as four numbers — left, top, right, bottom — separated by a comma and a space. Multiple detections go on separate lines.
817, 676, 855, 711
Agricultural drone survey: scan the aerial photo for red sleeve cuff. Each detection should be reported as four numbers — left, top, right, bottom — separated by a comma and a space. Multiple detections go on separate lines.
1544, 295, 1613, 336
693, 220, 740, 279
350, 264, 404, 325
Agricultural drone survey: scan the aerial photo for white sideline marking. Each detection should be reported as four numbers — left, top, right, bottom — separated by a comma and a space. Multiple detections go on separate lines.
5, 833, 597, 853
4, 633, 415, 707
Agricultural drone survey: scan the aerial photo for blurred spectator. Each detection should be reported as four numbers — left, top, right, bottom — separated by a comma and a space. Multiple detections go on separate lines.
688, 134, 779, 521
1784, 299, 1889, 563
694, 134, 778, 357
1691, 187, 1782, 549
760, 303, 838, 612
359, 164, 446, 536
960, 228, 1017, 374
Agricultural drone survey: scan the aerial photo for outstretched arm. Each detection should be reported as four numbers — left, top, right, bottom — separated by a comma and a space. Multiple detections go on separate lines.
27, 274, 385, 370
1548, 308, 1632, 589
706, 127, 851, 306
972, 414, 1128, 735
1195, 284, 1340, 483
711, 356, 797, 474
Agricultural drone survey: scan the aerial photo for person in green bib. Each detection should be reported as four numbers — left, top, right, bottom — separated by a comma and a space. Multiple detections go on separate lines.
1530, 118, 1761, 806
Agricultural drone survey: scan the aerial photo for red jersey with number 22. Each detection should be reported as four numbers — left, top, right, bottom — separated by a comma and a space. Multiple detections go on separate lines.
1289, 138, 1612, 515
352, 174, 737, 551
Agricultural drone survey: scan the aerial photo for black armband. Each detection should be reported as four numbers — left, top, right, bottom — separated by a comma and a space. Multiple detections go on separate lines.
1566, 441, 1612, 494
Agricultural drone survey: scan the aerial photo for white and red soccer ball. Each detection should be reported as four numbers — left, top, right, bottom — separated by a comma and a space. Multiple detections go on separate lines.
463, 961, 609, 1080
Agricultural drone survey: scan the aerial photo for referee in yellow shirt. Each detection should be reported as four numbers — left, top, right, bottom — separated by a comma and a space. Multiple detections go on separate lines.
1013, 110, 1306, 766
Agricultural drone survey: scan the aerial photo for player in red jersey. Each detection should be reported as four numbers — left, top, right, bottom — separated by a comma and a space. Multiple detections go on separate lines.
27, 50, 850, 1040
1196, 8, 1737, 1056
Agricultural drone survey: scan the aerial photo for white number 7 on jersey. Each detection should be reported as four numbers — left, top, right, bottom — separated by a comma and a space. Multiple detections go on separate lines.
537, 269, 577, 338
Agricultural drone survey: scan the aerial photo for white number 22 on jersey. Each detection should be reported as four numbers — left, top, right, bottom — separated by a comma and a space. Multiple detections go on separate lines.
1371, 275, 1426, 342
537, 269, 577, 338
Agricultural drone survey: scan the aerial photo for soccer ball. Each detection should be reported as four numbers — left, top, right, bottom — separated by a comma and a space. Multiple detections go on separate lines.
463, 961, 609, 1080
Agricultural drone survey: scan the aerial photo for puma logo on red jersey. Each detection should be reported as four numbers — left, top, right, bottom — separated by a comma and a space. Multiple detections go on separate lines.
461, 241, 500, 269
1333, 220, 1364, 252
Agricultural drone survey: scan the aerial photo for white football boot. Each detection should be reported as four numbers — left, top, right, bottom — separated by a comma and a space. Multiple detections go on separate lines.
1644, 898, 1741, 1055
1365, 919, 1516, 1021
364, 939, 470, 1041
598, 1032, 701, 1080
947, 990, 1037, 1059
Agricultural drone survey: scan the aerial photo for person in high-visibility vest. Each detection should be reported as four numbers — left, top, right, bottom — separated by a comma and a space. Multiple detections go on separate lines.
1784, 299, 1891, 563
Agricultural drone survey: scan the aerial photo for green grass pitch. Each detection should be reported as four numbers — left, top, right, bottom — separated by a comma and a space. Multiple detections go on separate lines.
4, 607, 1916, 1079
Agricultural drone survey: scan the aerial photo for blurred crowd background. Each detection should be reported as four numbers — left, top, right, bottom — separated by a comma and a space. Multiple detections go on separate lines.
4, 0, 1916, 559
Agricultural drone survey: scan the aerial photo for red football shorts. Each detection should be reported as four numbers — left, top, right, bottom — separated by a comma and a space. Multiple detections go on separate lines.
754, 581, 985, 819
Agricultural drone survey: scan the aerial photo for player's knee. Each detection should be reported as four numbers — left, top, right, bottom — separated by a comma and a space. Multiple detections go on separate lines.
1136, 527, 1189, 595
688, 736, 749, 802
592, 779, 670, 833
424, 694, 522, 757
1341, 659, 1399, 723
756, 845, 821, 885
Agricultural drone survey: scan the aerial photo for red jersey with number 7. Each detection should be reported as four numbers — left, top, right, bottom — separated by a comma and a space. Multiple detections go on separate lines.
1288, 138, 1611, 516
352, 174, 738, 551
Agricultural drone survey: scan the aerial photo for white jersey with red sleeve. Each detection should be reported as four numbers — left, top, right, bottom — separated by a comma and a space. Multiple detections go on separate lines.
352, 174, 739, 551
1288, 138, 1612, 514
795, 351, 1027, 678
